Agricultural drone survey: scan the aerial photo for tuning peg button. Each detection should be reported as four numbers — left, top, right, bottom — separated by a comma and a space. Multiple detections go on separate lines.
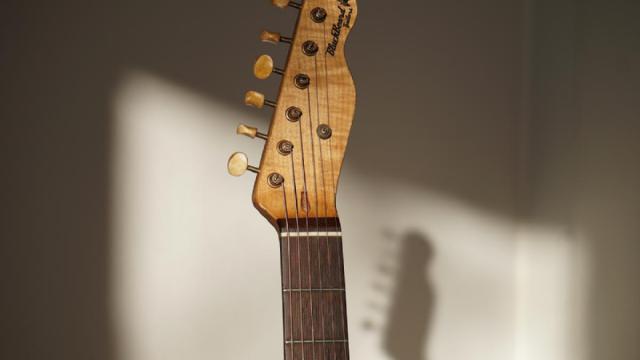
245, 91, 276, 109
260, 30, 292, 45
273, 0, 301, 9
254, 55, 283, 80
237, 124, 268, 140
227, 152, 259, 177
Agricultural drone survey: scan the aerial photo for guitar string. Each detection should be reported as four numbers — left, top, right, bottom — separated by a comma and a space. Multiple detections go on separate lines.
288, 149, 305, 360
316, 119, 331, 360
335, 220, 348, 359
316, 58, 336, 360
314, 51, 330, 360
326, 215, 336, 360
326, 3, 350, 357
292, 57, 313, 360
330, 4, 351, 358
321, 9, 339, 359
281, 182, 293, 360
310, 52, 326, 360
306, 81, 320, 360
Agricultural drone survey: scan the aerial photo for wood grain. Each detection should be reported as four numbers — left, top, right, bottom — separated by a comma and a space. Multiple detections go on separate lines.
252, 0, 359, 227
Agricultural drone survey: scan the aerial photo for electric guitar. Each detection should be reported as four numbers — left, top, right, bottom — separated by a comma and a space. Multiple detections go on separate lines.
227, 0, 359, 359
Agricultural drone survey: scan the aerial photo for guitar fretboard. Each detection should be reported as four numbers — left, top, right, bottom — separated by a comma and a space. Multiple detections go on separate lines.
278, 218, 350, 360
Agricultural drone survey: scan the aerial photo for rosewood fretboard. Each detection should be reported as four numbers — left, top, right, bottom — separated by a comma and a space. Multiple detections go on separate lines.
277, 218, 350, 360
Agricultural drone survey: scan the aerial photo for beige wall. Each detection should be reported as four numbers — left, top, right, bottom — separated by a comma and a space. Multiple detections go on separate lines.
112, 71, 519, 360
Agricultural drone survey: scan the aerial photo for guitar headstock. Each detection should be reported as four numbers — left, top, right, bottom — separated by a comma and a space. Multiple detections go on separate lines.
228, 0, 359, 227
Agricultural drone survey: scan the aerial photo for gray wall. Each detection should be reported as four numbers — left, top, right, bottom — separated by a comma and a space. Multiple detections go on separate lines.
525, 0, 640, 359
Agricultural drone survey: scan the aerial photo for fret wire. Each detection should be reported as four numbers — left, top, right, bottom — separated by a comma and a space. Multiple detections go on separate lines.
288, 147, 305, 360
280, 231, 342, 237
285, 339, 349, 344
283, 288, 345, 292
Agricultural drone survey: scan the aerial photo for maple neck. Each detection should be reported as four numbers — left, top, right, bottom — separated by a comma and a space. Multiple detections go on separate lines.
277, 218, 350, 360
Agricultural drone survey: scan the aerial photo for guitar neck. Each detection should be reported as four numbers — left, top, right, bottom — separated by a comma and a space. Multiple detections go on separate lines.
226, 1, 360, 358
277, 218, 350, 360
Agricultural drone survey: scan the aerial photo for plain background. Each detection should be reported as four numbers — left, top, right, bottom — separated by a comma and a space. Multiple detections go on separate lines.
1, 0, 639, 359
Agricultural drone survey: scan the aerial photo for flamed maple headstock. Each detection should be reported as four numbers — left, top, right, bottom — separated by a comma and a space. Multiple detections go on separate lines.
228, 0, 358, 228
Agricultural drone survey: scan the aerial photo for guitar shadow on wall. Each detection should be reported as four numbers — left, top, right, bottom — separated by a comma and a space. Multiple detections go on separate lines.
366, 230, 435, 360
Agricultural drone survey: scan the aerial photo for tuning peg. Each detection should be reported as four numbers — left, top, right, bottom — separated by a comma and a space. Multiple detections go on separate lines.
260, 30, 292, 45
244, 90, 276, 109
272, 0, 301, 9
227, 152, 260, 177
253, 55, 284, 80
237, 124, 268, 140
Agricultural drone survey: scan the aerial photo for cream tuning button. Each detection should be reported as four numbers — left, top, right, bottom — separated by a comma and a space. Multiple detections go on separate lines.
244, 91, 276, 109
237, 124, 268, 140
272, 0, 301, 9
253, 55, 283, 80
260, 30, 292, 45
227, 152, 259, 177
272, 0, 289, 8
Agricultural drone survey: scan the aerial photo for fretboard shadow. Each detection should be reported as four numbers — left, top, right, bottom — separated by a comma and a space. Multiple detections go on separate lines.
382, 231, 434, 360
